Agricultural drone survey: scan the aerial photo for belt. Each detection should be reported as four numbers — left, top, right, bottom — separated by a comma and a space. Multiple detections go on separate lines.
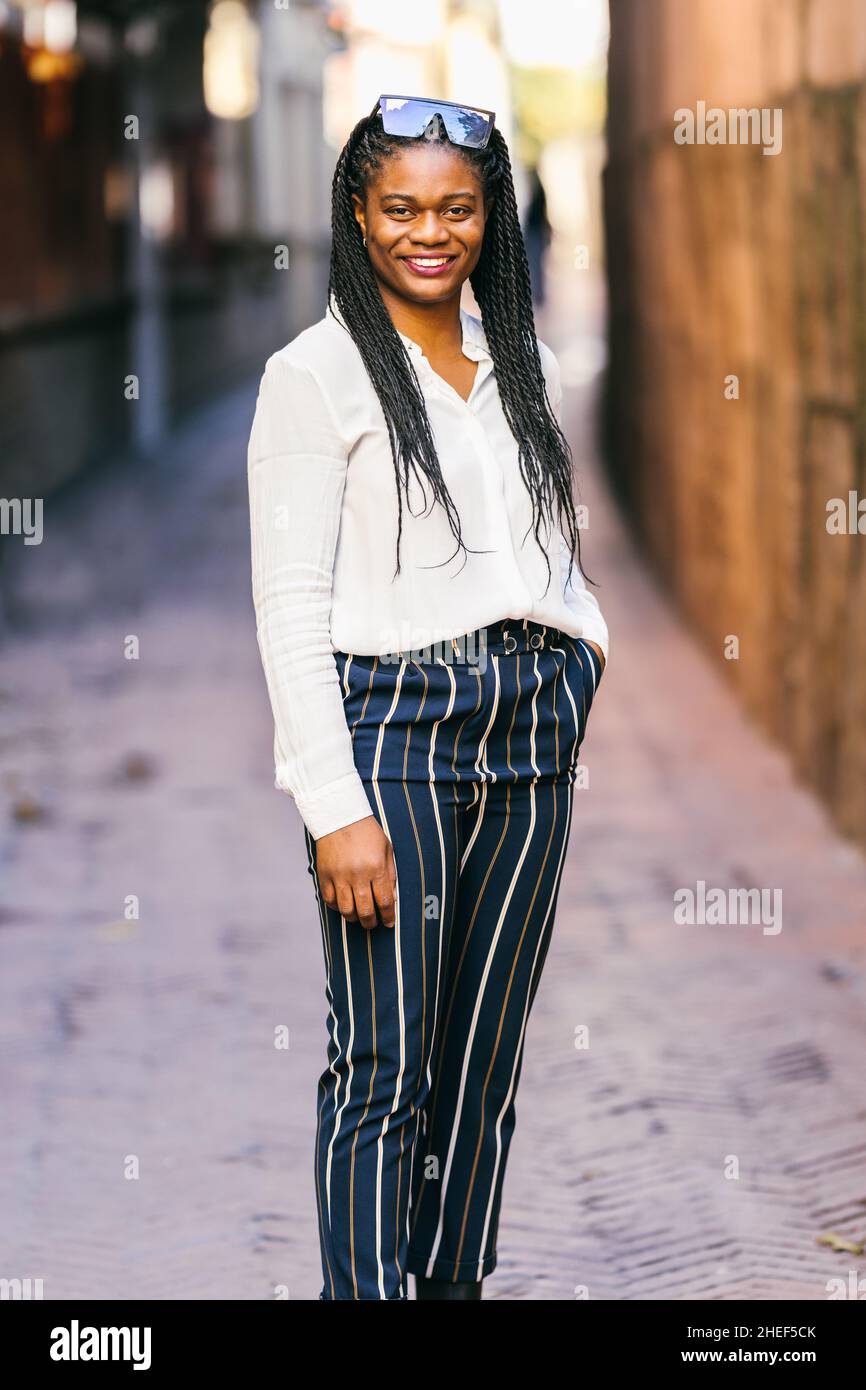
481, 617, 564, 655
380, 617, 565, 665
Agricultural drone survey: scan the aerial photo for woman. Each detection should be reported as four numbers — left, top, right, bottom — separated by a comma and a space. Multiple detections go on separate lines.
247, 95, 609, 1302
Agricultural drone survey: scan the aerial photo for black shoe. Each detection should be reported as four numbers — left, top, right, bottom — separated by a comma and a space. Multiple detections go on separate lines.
415, 1275, 482, 1300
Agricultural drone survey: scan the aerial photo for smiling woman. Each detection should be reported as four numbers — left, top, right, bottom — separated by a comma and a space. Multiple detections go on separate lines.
353, 159, 488, 399
352, 150, 492, 397
246, 94, 609, 1303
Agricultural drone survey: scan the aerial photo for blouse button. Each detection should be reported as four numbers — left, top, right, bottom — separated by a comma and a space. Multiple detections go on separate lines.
503, 634, 518, 654
529, 633, 543, 649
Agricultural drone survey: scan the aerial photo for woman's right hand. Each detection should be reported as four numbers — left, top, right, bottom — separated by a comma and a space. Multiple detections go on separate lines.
314, 816, 397, 929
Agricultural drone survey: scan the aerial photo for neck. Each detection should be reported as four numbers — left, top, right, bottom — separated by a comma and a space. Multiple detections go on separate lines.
378, 286, 464, 358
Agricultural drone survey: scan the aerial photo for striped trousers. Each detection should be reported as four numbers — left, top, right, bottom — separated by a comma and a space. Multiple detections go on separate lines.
303, 617, 603, 1300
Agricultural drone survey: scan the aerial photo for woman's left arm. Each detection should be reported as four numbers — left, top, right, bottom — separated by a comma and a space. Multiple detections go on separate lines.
542, 342, 608, 672
559, 538, 607, 672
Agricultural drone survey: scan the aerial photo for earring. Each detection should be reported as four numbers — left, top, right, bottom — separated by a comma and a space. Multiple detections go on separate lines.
362, 236, 367, 247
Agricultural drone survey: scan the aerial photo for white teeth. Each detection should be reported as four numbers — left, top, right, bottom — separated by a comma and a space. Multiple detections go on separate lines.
407, 257, 451, 266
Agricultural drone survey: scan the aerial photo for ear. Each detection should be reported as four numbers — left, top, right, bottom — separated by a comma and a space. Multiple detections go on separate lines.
350, 193, 366, 238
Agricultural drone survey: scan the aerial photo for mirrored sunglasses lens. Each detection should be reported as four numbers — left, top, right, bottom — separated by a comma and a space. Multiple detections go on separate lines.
440, 110, 492, 147
380, 98, 426, 134
381, 98, 491, 147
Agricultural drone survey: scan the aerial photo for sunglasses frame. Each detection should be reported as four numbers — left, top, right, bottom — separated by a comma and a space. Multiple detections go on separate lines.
378, 94, 496, 150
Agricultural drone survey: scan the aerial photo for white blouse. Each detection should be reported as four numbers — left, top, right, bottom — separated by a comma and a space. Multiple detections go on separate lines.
247, 301, 609, 840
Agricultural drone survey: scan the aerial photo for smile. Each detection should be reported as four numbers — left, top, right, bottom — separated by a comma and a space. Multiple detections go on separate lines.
400, 255, 457, 277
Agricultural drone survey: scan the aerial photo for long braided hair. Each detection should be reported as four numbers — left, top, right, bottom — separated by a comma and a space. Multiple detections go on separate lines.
328, 99, 593, 598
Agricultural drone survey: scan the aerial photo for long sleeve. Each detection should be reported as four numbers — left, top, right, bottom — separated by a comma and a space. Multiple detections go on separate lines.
559, 534, 609, 662
545, 343, 610, 665
247, 352, 376, 840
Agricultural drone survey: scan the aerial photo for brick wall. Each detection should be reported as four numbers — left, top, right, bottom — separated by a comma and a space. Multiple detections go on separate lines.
604, 0, 866, 846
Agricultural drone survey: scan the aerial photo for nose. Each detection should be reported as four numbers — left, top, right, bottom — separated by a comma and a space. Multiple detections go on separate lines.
407, 212, 451, 247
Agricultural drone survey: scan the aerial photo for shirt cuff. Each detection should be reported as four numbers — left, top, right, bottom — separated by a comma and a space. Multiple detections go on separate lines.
287, 770, 376, 841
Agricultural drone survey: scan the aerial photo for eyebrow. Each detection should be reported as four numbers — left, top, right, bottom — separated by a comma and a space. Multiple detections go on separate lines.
380, 191, 478, 202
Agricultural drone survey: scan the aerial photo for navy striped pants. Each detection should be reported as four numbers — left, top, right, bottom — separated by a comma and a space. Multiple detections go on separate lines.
303, 617, 603, 1300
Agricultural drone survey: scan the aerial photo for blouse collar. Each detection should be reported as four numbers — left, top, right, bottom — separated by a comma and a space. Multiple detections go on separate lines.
327, 299, 492, 366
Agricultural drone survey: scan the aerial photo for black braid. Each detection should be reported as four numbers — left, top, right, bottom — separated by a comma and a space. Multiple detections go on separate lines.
328, 100, 594, 597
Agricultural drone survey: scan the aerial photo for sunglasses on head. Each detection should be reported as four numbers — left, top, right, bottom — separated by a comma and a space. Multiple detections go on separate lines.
378, 94, 495, 150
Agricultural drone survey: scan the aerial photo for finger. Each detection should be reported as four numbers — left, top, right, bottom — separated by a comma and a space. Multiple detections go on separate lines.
353, 885, 379, 931
336, 883, 357, 922
319, 874, 339, 914
371, 869, 396, 929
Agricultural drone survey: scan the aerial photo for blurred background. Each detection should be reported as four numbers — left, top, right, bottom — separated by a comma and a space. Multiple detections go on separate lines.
0, 0, 607, 489
2, 0, 866, 1302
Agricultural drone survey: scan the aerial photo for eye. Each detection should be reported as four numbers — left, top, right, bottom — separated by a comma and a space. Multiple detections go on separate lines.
446, 205, 472, 216
387, 206, 413, 217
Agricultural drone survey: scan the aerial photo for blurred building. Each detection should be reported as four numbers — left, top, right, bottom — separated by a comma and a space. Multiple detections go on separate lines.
0, 0, 612, 511
321, 0, 512, 150
0, 0, 340, 497
605, 0, 866, 849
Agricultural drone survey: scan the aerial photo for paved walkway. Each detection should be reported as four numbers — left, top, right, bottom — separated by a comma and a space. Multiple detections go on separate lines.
2, 300, 866, 1300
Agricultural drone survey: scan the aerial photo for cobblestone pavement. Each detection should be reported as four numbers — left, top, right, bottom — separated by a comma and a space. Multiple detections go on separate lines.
2, 322, 866, 1302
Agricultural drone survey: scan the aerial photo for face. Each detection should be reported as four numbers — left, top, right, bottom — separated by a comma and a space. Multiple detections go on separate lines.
352, 143, 491, 306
